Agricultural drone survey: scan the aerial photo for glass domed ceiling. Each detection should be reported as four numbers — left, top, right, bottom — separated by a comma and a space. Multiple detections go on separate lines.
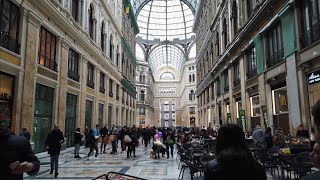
136, 0, 195, 41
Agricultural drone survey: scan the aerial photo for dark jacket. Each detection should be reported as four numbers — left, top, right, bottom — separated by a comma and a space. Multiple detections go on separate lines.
100, 127, 108, 138
45, 129, 64, 155
0, 130, 40, 180
74, 131, 83, 145
204, 150, 266, 180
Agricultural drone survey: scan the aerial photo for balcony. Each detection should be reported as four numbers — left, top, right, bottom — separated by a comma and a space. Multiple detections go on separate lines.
109, 91, 113, 98
0, 32, 20, 54
301, 22, 320, 49
233, 78, 241, 87
267, 48, 284, 68
68, 70, 80, 82
99, 86, 105, 94
87, 81, 94, 89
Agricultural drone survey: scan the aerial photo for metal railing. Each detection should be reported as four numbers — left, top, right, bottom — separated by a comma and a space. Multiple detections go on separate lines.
301, 22, 320, 48
0, 32, 20, 54
68, 71, 79, 82
267, 48, 284, 68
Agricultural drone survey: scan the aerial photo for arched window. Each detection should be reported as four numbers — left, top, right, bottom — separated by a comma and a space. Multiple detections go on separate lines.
232, 1, 238, 36
116, 45, 120, 67
140, 90, 145, 102
192, 74, 195, 82
189, 74, 192, 83
89, 4, 94, 39
101, 21, 105, 52
109, 34, 113, 60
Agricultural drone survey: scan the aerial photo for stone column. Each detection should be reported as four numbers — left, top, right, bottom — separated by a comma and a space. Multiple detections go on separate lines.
94, 68, 100, 127
21, 11, 42, 135
258, 74, 267, 128
79, 58, 88, 131
57, 39, 71, 132
112, 82, 117, 125
265, 84, 274, 131
228, 67, 234, 123
240, 55, 247, 130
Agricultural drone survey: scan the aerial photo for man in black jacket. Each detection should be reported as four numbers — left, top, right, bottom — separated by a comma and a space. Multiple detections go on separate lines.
100, 124, 108, 154
45, 124, 65, 178
0, 105, 40, 179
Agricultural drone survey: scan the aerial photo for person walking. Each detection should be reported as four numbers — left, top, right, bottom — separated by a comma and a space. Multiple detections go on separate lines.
87, 129, 99, 160
166, 130, 175, 158
100, 124, 108, 154
45, 124, 65, 178
0, 105, 40, 179
74, 128, 83, 158
109, 127, 118, 154
84, 126, 90, 148
93, 124, 100, 153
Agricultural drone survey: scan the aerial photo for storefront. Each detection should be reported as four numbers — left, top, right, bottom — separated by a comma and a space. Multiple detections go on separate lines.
65, 93, 77, 148
0, 72, 15, 128
271, 83, 290, 134
250, 95, 261, 130
33, 84, 54, 153
307, 69, 320, 127
85, 100, 93, 129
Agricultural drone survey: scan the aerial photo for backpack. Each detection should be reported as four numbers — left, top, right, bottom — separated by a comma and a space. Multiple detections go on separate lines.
167, 135, 174, 145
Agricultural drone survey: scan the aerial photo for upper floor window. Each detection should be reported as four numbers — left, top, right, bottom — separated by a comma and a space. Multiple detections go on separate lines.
116, 84, 119, 100
247, 0, 254, 18
139, 107, 145, 115
101, 21, 105, 52
72, 0, 79, 22
110, 34, 114, 60
68, 48, 80, 82
231, 1, 238, 36
189, 90, 195, 101
223, 18, 228, 48
109, 79, 113, 97
301, 0, 320, 48
233, 60, 240, 87
215, 31, 220, 56
223, 70, 229, 92
189, 74, 192, 83
247, 46, 257, 79
38, 27, 57, 71
266, 23, 284, 68
140, 90, 145, 102
100, 72, 105, 93
0, 0, 20, 54
89, 4, 94, 39
87, 63, 94, 88
116, 45, 120, 67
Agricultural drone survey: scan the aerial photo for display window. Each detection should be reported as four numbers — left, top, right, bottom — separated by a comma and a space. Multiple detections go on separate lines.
250, 95, 260, 117
272, 87, 288, 115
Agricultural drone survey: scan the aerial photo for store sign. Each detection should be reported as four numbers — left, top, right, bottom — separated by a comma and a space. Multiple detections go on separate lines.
308, 70, 320, 84
239, 110, 246, 130
227, 113, 232, 124
261, 105, 268, 128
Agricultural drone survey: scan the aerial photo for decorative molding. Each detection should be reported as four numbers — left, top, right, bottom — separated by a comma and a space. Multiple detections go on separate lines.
27, 10, 42, 27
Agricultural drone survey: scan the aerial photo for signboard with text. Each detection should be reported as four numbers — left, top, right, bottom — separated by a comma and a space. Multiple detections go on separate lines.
308, 70, 320, 84
239, 110, 246, 130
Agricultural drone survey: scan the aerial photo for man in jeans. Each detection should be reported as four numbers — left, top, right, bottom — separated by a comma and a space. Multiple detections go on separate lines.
74, 128, 83, 158
93, 125, 100, 153
45, 124, 65, 178
100, 124, 108, 154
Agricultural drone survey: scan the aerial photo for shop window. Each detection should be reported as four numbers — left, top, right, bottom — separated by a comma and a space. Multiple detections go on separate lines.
266, 22, 284, 68
0, 0, 20, 54
100, 72, 105, 93
139, 107, 145, 115
38, 27, 57, 71
272, 87, 288, 114
250, 95, 260, 117
68, 48, 80, 82
0, 73, 14, 127
301, 0, 320, 48
247, 46, 257, 79
87, 63, 94, 88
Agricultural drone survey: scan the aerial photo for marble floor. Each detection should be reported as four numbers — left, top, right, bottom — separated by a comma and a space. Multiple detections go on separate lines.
24, 141, 273, 180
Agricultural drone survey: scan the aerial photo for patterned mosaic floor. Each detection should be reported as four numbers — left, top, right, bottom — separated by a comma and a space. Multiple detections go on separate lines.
24, 141, 274, 180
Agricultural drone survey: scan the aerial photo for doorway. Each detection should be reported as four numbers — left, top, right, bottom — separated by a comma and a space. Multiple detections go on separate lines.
65, 93, 77, 148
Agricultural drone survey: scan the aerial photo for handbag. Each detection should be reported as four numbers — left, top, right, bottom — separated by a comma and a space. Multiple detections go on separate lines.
109, 135, 115, 141
124, 135, 132, 143
104, 135, 109, 144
